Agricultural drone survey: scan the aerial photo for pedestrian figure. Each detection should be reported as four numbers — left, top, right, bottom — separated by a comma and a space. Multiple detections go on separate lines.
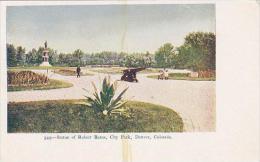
164, 69, 169, 80
76, 66, 81, 78
158, 70, 164, 80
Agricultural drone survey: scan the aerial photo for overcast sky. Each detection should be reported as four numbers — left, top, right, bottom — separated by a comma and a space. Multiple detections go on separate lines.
7, 4, 215, 53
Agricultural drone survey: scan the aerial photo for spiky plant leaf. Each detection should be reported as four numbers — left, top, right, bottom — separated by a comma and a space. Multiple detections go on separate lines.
85, 77, 128, 115
109, 87, 128, 110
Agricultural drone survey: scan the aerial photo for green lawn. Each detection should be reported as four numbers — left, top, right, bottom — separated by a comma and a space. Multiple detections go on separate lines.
89, 67, 160, 74
141, 68, 161, 74
9, 66, 160, 74
8, 66, 65, 70
8, 67, 93, 76
8, 100, 183, 133
8, 79, 73, 91
53, 69, 93, 76
89, 67, 125, 74
148, 73, 216, 81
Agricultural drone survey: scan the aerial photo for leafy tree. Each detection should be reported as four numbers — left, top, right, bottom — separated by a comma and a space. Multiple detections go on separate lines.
182, 32, 216, 70
73, 49, 84, 65
155, 43, 175, 68
144, 51, 153, 67
26, 48, 38, 65
36, 47, 45, 64
188, 48, 208, 70
118, 52, 128, 66
57, 53, 67, 66
173, 46, 189, 69
48, 49, 58, 65
7, 44, 17, 67
125, 55, 136, 67
16, 46, 26, 66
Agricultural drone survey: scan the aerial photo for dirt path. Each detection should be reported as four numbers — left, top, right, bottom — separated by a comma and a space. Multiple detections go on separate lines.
8, 70, 215, 132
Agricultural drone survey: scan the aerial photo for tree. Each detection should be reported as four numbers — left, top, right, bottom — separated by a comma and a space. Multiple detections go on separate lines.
182, 32, 216, 71
125, 55, 137, 67
36, 47, 45, 64
48, 49, 58, 65
144, 51, 153, 67
58, 53, 67, 66
7, 44, 17, 67
174, 46, 189, 69
16, 46, 26, 66
155, 43, 175, 68
118, 52, 127, 66
5, 44, 158, 68
73, 49, 84, 65
26, 48, 38, 65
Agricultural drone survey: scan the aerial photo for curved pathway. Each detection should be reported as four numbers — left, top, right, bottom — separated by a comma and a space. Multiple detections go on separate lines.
8, 69, 215, 132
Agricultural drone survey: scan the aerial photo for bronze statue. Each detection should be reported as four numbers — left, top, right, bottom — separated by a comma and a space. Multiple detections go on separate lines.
44, 41, 47, 49
121, 67, 145, 82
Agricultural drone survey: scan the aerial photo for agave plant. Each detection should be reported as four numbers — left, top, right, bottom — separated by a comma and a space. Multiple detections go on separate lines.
85, 77, 128, 116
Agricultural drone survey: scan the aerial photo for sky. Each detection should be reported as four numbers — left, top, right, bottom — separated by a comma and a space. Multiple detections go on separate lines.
7, 4, 215, 53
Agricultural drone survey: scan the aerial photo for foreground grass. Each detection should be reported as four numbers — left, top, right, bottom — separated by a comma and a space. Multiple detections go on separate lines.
148, 73, 216, 81
8, 100, 183, 133
8, 79, 73, 91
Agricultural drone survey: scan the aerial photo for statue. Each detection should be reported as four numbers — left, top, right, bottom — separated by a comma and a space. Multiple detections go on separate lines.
39, 41, 51, 67
44, 41, 47, 49
121, 67, 145, 82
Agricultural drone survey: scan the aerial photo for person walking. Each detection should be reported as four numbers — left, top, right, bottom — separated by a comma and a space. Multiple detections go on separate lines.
164, 69, 169, 80
76, 66, 81, 78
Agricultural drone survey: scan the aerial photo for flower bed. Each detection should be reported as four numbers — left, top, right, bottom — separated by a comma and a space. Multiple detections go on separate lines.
8, 71, 49, 86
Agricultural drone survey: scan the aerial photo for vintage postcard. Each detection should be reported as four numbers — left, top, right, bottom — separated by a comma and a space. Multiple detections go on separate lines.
0, 1, 259, 162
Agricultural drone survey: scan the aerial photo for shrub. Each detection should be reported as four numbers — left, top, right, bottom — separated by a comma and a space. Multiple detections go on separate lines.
198, 69, 215, 78
85, 77, 128, 116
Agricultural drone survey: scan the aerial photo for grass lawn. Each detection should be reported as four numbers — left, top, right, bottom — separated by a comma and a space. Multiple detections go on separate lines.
147, 73, 216, 81
8, 67, 94, 76
8, 79, 73, 91
89, 67, 160, 74
8, 66, 65, 70
8, 100, 183, 133
89, 67, 125, 74
9, 66, 160, 74
53, 69, 93, 76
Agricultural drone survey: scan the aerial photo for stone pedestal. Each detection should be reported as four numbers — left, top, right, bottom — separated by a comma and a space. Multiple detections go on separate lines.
40, 61, 51, 66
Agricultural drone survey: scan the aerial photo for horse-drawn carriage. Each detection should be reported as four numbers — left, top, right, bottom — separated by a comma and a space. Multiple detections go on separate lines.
120, 67, 145, 82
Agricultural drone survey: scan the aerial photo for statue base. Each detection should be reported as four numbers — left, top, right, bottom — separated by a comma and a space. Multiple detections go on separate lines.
40, 62, 52, 67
